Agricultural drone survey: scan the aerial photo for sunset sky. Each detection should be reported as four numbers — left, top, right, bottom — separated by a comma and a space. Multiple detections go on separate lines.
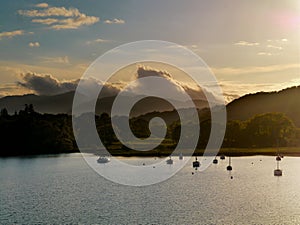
0, 0, 299, 101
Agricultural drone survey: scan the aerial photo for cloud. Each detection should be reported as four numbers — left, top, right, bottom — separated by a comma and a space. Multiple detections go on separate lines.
234, 41, 260, 46
18, 7, 81, 17
32, 18, 58, 25
266, 44, 283, 50
136, 66, 172, 79
86, 38, 110, 45
18, 73, 77, 95
18, 6, 99, 30
135, 66, 216, 103
17, 72, 121, 96
213, 63, 300, 76
41, 56, 70, 64
0, 30, 24, 40
257, 52, 272, 56
220, 79, 300, 103
50, 15, 99, 30
104, 18, 125, 24
267, 38, 288, 43
35, 3, 49, 8
29, 42, 40, 47
0, 83, 34, 98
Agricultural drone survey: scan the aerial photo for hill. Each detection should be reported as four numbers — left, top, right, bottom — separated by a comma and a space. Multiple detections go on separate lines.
0, 92, 209, 116
227, 86, 300, 127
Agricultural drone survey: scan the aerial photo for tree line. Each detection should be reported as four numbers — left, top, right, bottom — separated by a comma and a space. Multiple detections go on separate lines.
0, 105, 299, 156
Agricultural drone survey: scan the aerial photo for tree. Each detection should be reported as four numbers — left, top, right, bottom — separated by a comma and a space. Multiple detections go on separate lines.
0, 108, 8, 117
244, 113, 296, 147
223, 120, 244, 147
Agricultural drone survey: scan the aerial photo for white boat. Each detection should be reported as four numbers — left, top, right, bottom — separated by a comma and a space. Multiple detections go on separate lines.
97, 156, 110, 163
166, 157, 173, 165
179, 153, 183, 160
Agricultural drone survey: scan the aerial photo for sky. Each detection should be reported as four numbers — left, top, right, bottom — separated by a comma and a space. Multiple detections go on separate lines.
0, 0, 299, 101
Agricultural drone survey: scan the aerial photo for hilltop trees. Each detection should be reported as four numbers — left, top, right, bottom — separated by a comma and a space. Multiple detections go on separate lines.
222, 113, 297, 148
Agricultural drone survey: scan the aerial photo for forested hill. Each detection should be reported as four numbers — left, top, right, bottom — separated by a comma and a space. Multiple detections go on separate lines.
227, 86, 300, 127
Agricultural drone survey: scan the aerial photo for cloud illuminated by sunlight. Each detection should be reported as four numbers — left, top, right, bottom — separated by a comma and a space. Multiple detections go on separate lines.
234, 41, 260, 46
18, 6, 99, 30
104, 18, 125, 24
29, 42, 40, 47
0, 30, 24, 40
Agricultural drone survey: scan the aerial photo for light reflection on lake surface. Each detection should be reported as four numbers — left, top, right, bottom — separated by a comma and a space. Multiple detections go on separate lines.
0, 154, 300, 224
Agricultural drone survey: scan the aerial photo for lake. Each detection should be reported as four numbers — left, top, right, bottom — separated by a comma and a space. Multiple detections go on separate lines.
0, 154, 300, 224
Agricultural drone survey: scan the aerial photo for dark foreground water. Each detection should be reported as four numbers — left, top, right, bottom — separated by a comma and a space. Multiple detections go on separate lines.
0, 154, 300, 224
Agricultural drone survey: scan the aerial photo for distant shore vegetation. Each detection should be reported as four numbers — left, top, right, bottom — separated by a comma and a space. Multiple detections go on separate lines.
0, 104, 299, 157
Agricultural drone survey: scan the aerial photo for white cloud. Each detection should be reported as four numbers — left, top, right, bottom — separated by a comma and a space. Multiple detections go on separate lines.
257, 52, 272, 56
18, 7, 81, 17
86, 38, 111, 45
32, 18, 58, 25
267, 44, 283, 50
35, 3, 49, 8
50, 15, 99, 30
267, 38, 288, 43
234, 41, 260, 46
104, 18, 125, 24
41, 56, 70, 64
18, 6, 99, 30
28, 42, 40, 47
213, 63, 300, 76
0, 30, 24, 40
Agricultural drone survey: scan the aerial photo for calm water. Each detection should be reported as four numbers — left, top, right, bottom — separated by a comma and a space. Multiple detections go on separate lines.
1, 154, 300, 224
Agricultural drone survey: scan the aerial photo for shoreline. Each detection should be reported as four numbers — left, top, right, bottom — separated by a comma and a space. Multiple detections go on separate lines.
1, 147, 299, 158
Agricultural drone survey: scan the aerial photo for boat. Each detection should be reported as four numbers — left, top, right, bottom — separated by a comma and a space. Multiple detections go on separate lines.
227, 165, 232, 171
166, 157, 173, 165
274, 154, 283, 176
274, 169, 282, 176
193, 157, 200, 169
179, 153, 183, 160
227, 157, 232, 171
97, 156, 110, 163
220, 155, 225, 160
213, 157, 218, 164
